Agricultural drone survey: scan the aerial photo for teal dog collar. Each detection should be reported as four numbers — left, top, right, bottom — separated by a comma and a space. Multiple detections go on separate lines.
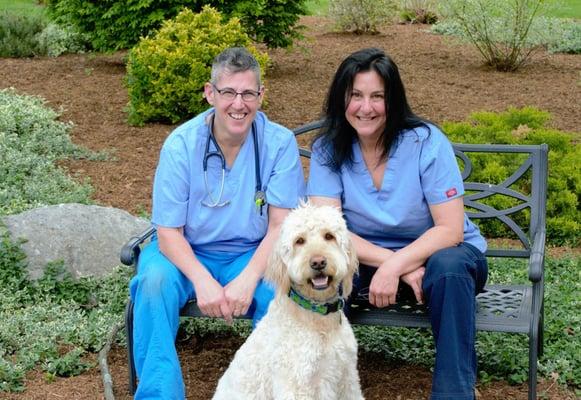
288, 287, 345, 315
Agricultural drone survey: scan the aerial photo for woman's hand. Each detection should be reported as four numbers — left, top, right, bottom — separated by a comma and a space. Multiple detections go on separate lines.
369, 262, 400, 308
400, 266, 425, 304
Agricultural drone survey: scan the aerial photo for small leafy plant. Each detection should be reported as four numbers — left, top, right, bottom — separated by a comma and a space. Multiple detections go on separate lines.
0, 225, 134, 392
328, 0, 395, 34
398, 0, 439, 24
0, 89, 99, 216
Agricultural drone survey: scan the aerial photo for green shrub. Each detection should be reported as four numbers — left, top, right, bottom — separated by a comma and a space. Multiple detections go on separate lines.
443, 107, 580, 246
438, 0, 552, 71
0, 11, 89, 58
329, 0, 395, 34
398, 0, 439, 24
46, 0, 189, 52
227, 0, 308, 48
0, 89, 97, 216
35, 23, 91, 57
46, 0, 307, 50
547, 18, 581, 54
431, 19, 464, 36
126, 6, 270, 125
0, 11, 46, 57
433, 16, 581, 56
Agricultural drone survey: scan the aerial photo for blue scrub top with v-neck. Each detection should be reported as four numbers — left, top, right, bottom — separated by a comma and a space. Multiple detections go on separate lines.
307, 124, 486, 253
152, 108, 305, 253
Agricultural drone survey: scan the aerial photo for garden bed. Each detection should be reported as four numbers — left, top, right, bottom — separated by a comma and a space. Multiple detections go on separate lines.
0, 16, 579, 399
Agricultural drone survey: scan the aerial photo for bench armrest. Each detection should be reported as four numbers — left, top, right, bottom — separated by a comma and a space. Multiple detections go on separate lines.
120, 226, 156, 267
528, 229, 546, 283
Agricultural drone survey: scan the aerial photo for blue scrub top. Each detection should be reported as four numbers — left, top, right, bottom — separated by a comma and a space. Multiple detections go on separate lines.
152, 109, 305, 253
307, 124, 487, 253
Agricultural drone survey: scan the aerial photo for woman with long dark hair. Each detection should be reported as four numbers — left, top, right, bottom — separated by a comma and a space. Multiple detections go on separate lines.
308, 47, 488, 400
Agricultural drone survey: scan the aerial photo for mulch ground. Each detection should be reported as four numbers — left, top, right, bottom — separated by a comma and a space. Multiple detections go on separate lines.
0, 16, 579, 399
0, 335, 576, 400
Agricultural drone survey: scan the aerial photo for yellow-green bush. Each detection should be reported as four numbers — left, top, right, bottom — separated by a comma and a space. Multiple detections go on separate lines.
443, 107, 580, 246
125, 6, 270, 125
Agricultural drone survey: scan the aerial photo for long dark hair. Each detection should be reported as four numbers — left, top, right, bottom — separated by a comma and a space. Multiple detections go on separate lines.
315, 48, 430, 170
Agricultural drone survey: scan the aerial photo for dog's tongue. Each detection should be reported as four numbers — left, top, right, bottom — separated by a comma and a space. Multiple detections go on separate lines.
311, 275, 329, 289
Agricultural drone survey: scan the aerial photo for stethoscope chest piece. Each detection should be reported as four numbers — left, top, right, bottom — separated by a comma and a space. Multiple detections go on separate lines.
254, 190, 266, 215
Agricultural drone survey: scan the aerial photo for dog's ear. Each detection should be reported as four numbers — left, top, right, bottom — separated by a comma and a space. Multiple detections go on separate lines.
264, 239, 291, 294
341, 235, 359, 298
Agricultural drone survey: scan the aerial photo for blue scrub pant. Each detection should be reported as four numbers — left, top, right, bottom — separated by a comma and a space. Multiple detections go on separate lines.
128, 240, 275, 400
351, 242, 488, 400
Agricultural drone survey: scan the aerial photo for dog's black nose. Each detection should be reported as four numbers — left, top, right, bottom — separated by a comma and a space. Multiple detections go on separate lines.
310, 256, 327, 270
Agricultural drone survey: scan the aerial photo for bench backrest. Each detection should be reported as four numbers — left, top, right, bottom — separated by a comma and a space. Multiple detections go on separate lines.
292, 120, 549, 259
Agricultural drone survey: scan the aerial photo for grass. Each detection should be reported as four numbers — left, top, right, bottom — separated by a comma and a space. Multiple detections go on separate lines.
0, 0, 45, 16
547, 0, 581, 18
305, 0, 330, 16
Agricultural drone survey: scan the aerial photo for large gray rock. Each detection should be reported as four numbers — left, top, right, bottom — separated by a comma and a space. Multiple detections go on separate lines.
2, 204, 150, 279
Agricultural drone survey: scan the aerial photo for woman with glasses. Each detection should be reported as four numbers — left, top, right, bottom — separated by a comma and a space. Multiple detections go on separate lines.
129, 47, 305, 399
307, 48, 488, 400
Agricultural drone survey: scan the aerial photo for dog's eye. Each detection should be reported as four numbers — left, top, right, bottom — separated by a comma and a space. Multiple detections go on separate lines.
295, 237, 305, 245
324, 232, 335, 241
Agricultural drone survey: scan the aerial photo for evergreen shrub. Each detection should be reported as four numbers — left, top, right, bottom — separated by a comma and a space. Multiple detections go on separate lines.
125, 6, 270, 126
46, 0, 189, 52
46, 0, 307, 51
443, 107, 580, 246
226, 0, 308, 48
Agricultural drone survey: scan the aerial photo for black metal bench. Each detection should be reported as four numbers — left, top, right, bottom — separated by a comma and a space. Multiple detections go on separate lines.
121, 120, 548, 400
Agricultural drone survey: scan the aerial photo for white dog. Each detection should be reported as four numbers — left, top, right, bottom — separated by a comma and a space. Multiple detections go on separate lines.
213, 203, 364, 400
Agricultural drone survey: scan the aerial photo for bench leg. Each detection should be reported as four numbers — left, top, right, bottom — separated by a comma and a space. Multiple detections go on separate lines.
528, 327, 539, 400
538, 302, 545, 357
125, 300, 138, 395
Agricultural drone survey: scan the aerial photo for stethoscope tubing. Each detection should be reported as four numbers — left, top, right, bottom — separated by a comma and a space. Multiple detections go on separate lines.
202, 114, 262, 210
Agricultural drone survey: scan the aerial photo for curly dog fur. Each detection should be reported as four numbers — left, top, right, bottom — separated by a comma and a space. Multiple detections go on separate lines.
213, 203, 364, 400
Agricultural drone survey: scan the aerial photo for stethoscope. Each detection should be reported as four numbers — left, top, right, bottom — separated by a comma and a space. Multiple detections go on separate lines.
202, 115, 266, 215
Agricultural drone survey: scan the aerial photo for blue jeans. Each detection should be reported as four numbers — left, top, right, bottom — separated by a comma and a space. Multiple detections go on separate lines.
128, 240, 275, 400
350, 243, 488, 400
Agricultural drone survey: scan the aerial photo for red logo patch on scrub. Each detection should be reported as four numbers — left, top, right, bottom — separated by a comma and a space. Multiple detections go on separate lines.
445, 188, 458, 198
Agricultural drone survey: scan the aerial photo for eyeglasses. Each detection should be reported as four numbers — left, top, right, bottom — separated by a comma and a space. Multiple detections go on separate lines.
212, 84, 262, 102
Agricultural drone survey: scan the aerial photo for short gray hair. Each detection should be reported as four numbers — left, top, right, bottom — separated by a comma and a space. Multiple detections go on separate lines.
210, 47, 261, 88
